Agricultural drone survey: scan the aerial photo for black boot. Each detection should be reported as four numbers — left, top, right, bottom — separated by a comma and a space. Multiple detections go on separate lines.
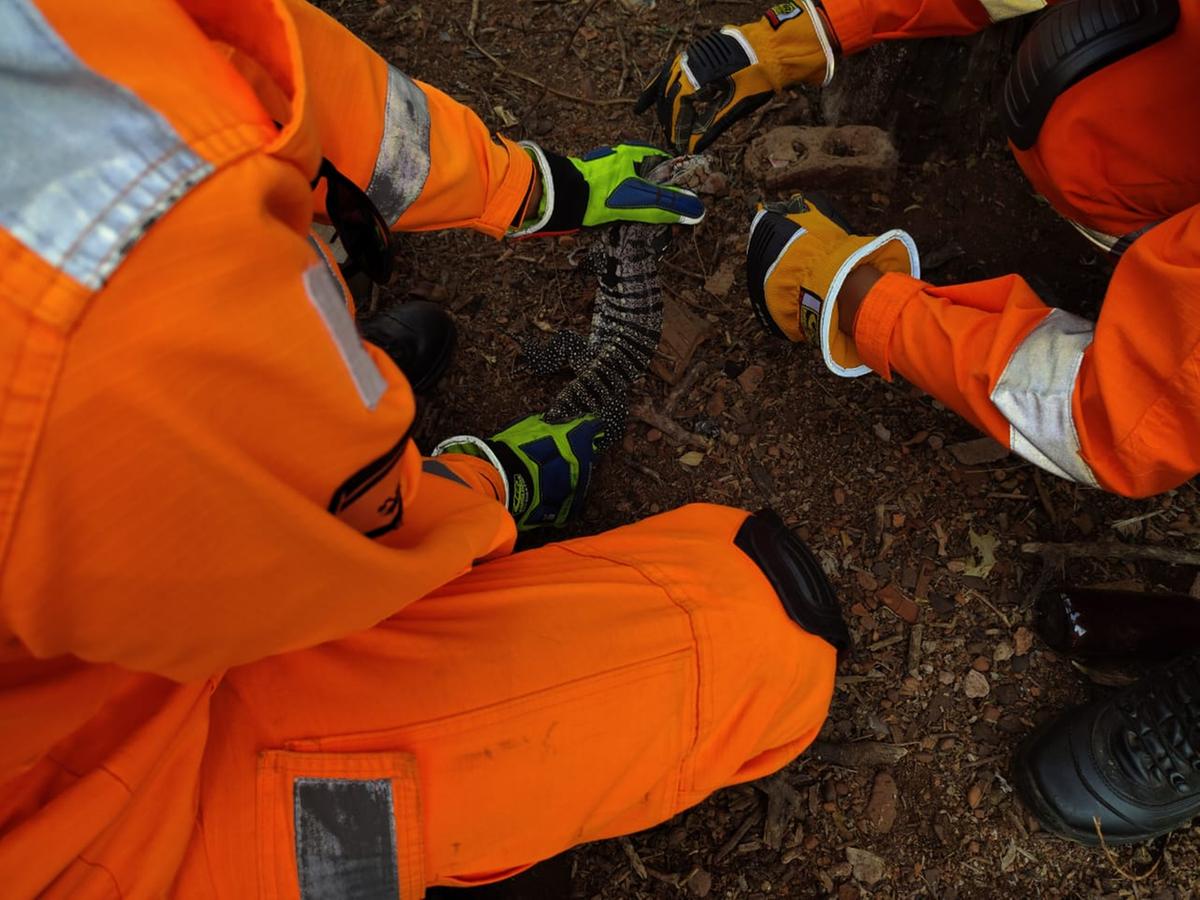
359, 301, 456, 394
1014, 650, 1200, 845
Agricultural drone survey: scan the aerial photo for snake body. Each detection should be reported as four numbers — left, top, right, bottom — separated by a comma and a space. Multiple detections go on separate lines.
519, 156, 708, 448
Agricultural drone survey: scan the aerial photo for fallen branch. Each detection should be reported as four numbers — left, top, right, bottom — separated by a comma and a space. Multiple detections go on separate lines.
562, 0, 606, 57
1021, 541, 1200, 567
461, 25, 634, 107
663, 361, 706, 416
712, 809, 762, 865
807, 740, 908, 768
631, 402, 711, 450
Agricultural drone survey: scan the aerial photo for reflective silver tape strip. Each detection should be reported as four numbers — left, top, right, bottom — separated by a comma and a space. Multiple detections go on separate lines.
979, 0, 1047, 22
0, 0, 214, 290
991, 309, 1100, 486
303, 240, 388, 410
294, 778, 399, 900
421, 458, 469, 488
365, 66, 431, 226
1067, 219, 1120, 252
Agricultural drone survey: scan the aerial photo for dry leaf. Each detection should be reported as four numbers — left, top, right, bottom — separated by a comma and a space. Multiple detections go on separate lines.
963, 529, 998, 578
678, 451, 704, 467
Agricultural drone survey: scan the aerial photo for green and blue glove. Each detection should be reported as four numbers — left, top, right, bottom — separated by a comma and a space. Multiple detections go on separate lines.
512, 142, 704, 236
432, 412, 605, 530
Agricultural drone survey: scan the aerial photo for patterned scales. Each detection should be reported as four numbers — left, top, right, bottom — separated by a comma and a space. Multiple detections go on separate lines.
519, 155, 710, 449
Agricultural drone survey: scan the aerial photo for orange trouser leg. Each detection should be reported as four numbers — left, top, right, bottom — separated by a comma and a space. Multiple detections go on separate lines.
182, 504, 837, 897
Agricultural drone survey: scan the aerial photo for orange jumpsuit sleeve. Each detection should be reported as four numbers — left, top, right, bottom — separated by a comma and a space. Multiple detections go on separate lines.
281, 0, 533, 237
853, 205, 1200, 498
822, 0, 1064, 54
1, 153, 515, 683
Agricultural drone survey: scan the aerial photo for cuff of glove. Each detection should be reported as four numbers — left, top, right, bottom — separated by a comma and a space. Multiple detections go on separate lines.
742, 0, 838, 88
510, 142, 588, 236
818, 0, 874, 56
852, 270, 929, 381
431, 435, 510, 508
822, 230, 919, 378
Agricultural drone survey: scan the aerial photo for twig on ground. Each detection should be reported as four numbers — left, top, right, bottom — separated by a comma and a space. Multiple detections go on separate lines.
712, 809, 762, 865
467, 0, 480, 37
961, 587, 1012, 629
460, 25, 633, 106
562, 0, 606, 57
1022, 541, 1200, 567
626, 459, 665, 485
663, 361, 706, 416
631, 403, 711, 449
660, 258, 706, 281
619, 836, 647, 880
1094, 816, 1167, 882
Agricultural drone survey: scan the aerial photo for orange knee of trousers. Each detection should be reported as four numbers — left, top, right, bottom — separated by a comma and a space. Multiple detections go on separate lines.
557, 504, 840, 801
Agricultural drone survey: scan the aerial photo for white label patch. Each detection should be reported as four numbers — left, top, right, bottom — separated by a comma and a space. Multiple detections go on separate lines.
301, 260, 387, 410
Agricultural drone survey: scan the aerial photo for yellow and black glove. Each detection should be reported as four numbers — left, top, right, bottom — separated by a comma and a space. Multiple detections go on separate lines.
635, 2, 837, 154
746, 194, 919, 377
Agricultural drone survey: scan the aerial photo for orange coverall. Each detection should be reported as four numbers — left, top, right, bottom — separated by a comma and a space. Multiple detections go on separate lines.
820, 0, 1200, 497
0, 1, 839, 896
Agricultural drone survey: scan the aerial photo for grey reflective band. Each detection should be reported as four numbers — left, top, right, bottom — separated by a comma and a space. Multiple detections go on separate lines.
304, 238, 388, 410
991, 309, 1100, 487
421, 458, 469, 488
0, 0, 214, 290
294, 778, 399, 900
366, 66, 431, 226
980, 0, 1047, 22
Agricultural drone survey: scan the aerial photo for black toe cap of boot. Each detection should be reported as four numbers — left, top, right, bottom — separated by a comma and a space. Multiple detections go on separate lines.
1014, 652, 1200, 846
359, 301, 457, 394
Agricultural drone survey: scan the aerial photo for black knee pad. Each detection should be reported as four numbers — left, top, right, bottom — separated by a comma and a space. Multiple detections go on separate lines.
734, 509, 850, 655
1002, 0, 1179, 150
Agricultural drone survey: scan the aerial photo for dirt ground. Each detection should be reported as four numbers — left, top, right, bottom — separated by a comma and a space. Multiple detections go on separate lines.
319, 0, 1200, 895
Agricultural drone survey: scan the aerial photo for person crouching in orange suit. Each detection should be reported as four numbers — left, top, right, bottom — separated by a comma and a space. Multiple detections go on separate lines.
637, 0, 1200, 849
0, 1, 849, 896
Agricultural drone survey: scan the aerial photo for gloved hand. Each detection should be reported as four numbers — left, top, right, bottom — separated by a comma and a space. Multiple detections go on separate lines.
432, 413, 605, 530
635, 2, 837, 154
746, 193, 919, 377
511, 142, 704, 236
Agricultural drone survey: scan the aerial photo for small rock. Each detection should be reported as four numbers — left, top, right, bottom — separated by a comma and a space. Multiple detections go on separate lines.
948, 436, 1010, 466
687, 868, 712, 898
993, 641, 1014, 662
971, 656, 990, 673
737, 364, 765, 394
963, 669, 990, 699
865, 772, 899, 833
646, 428, 663, 443
1014, 626, 1035, 656
873, 422, 892, 442
746, 125, 898, 193
845, 847, 886, 885
928, 434, 944, 450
